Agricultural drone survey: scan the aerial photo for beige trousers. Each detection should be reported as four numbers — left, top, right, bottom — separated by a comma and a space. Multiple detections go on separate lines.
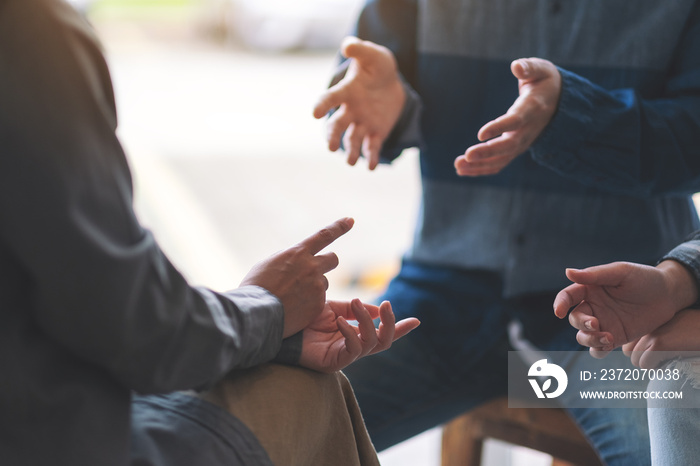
199, 363, 380, 466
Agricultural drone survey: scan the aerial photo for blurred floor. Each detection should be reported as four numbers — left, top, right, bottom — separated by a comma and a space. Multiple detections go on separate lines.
93, 9, 551, 465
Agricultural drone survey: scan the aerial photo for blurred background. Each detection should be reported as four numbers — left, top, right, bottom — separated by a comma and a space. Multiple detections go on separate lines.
75, 0, 555, 464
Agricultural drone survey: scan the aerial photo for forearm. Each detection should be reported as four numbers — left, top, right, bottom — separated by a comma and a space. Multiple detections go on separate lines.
530, 68, 700, 197
111, 283, 285, 393
530, 0, 700, 197
29, 224, 285, 393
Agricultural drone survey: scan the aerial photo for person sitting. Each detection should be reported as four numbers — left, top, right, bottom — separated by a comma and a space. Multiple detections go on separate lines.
0, 1, 418, 465
554, 231, 700, 466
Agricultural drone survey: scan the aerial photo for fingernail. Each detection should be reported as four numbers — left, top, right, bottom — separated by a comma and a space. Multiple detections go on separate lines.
600, 336, 611, 345
584, 321, 593, 331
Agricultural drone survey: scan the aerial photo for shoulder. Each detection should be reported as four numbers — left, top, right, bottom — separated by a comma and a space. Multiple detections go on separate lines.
0, 0, 117, 131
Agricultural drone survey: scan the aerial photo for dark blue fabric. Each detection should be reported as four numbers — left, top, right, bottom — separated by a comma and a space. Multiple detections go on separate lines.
349, 0, 700, 298
344, 261, 650, 464
130, 393, 273, 466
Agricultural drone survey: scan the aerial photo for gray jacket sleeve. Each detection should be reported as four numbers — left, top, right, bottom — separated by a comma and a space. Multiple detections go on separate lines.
661, 230, 700, 307
0, 0, 283, 394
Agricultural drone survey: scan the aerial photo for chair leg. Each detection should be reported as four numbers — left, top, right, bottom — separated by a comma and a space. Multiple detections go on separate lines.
441, 416, 484, 466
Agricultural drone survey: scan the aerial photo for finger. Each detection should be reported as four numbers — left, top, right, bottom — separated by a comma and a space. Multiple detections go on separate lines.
344, 123, 366, 167
341, 36, 384, 66
565, 264, 628, 287
336, 316, 362, 358
589, 347, 613, 359
315, 252, 340, 274
460, 154, 514, 170
373, 301, 396, 352
465, 136, 524, 163
326, 107, 353, 152
638, 350, 666, 370
326, 300, 381, 320
628, 338, 651, 367
553, 283, 587, 319
477, 112, 526, 142
455, 158, 511, 177
297, 217, 354, 255
622, 338, 641, 357
575, 329, 613, 349
511, 57, 555, 82
363, 134, 383, 171
313, 85, 349, 120
629, 348, 642, 368
351, 299, 378, 356
568, 304, 596, 331
393, 317, 420, 340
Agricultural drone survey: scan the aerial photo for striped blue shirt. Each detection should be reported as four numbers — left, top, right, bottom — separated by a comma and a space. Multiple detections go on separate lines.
354, 0, 700, 296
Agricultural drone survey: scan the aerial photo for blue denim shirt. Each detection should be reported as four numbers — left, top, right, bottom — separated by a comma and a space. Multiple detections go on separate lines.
353, 0, 700, 296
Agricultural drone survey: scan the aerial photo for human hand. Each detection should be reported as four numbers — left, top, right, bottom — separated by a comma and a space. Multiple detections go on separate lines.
622, 309, 700, 369
298, 299, 420, 373
553, 261, 698, 358
454, 58, 561, 176
313, 36, 406, 170
240, 218, 354, 337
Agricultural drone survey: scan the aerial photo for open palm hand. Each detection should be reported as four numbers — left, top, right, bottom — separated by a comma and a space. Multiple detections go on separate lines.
299, 299, 419, 373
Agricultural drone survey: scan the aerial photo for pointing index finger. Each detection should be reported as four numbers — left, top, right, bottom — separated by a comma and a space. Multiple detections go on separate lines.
298, 217, 355, 255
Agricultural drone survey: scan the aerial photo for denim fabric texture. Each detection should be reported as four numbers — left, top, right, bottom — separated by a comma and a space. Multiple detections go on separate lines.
130, 393, 274, 466
648, 366, 700, 466
336, 1, 700, 464
344, 261, 651, 464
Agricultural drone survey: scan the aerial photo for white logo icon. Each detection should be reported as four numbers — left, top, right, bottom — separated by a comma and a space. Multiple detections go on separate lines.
528, 359, 568, 399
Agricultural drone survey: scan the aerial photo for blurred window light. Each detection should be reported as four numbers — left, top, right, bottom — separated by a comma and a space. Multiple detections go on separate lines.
206, 0, 363, 51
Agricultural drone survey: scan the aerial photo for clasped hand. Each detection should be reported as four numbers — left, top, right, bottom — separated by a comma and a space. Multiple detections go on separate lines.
553, 260, 699, 368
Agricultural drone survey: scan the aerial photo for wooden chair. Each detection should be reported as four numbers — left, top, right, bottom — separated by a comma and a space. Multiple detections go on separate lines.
441, 398, 604, 466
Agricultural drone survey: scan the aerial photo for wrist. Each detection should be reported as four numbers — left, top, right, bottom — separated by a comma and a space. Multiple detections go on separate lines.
657, 259, 699, 313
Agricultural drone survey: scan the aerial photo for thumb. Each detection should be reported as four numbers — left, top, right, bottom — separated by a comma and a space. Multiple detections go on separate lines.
511, 57, 554, 81
341, 36, 385, 66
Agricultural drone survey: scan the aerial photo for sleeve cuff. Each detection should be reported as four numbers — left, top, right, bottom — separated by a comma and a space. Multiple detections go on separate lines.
529, 67, 596, 171
379, 77, 423, 163
272, 332, 303, 366
214, 285, 285, 369
660, 240, 700, 308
